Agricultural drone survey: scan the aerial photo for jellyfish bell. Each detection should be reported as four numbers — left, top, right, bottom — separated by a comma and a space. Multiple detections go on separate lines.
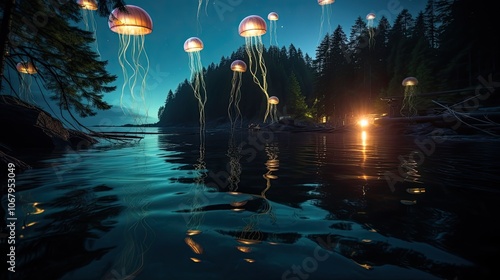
239, 15, 267, 37
16, 61, 37, 74
268, 12, 278, 21
231, 60, 247, 73
318, 0, 335, 6
109, 5, 153, 35
77, 0, 98, 10
366, 13, 376, 21
402, 77, 419, 86
268, 96, 279, 105
184, 37, 204, 52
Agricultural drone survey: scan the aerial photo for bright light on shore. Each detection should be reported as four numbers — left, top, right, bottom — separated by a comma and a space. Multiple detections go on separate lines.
358, 119, 369, 127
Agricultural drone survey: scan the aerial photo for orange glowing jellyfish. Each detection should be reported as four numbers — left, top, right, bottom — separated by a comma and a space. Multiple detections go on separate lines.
267, 12, 279, 46
268, 96, 279, 124
239, 15, 271, 123
108, 5, 153, 113
78, 0, 100, 57
16, 61, 37, 102
228, 60, 247, 129
184, 37, 207, 131
318, 0, 335, 42
366, 13, 376, 48
401, 77, 419, 117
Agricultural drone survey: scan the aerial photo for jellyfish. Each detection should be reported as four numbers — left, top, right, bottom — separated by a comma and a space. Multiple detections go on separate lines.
268, 96, 279, 124
366, 13, 376, 49
318, 0, 335, 42
108, 5, 153, 114
239, 15, 271, 123
228, 59, 246, 130
184, 37, 207, 132
267, 12, 279, 46
77, 0, 100, 57
401, 77, 419, 117
16, 61, 37, 102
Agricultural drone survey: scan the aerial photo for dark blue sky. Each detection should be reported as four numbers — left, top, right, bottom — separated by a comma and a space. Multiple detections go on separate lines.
80, 0, 426, 125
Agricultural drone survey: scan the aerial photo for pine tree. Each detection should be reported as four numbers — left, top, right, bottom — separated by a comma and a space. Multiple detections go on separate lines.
0, 0, 126, 118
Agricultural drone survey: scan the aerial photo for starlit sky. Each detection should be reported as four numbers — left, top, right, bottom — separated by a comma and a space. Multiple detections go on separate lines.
70, 0, 426, 126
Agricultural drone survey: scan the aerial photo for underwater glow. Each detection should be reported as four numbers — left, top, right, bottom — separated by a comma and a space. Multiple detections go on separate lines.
267, 12, 279, 46
318, 0, 335, 42
184, 37, 207, 132
108, 5, 153, 115
16, 61, 37, 102
228, 59, 247, 129
401, 77, 419, 117
268, 96, 279, 124
77, 0, 100, 57
239, 15, 271, 123
366, 13, 376, 48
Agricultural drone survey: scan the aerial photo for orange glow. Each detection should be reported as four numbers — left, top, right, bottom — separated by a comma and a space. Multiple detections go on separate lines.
236, 246, 252, 253
239, 15, 267, 37
318, 0, 335, 5
244, 258, 256, 263
108, 5, 153, 35
267, 12, 279, 21
402, 77, 419, 86
190, 257, 202, 263
237, 238, 261, 245
186, 229, 202, 236
184, 37, 204, 53
231, 60, 247, 72
358, 118, 369, 127
16, 61, 37, 74
268, 96, 279, 105
77, 0, 98, 10
185, 237, 203, 254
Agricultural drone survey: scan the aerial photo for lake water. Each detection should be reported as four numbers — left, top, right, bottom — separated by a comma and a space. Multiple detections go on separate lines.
3, 126, 500, 280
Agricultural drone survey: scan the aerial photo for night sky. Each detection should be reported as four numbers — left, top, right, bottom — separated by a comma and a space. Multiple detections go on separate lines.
71, 0, 426, 125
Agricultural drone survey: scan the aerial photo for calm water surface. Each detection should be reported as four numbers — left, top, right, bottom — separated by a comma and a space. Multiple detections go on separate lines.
3, 126, 500, 280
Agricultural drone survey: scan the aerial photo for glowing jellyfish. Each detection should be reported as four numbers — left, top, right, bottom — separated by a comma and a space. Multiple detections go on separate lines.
239, 15, 271, 123
77, 0, 100, 57
228, 59, 246, 129
16, 61, 37, 102
268, 96, 279, 124
366, 13, 376, 48
401, 77, 419, 117
318, 0, 335, 42
267, 12, 279, 46
108, 5, 153, 112
184, 37, 207, 131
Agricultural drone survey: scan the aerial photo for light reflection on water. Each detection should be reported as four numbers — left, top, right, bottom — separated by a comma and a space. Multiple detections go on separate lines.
5, 127, 500, 280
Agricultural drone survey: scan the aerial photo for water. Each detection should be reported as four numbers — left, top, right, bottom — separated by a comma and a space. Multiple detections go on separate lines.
3, 126, 500, 280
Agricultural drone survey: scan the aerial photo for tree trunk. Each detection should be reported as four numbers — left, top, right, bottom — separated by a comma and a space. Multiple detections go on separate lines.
0, 0, 16, 92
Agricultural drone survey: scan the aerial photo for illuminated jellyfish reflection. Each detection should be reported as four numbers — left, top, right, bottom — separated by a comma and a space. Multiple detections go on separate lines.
268, 96, 279, 124
77, 0, 100, 57
267, 12, 279, 46
16, 61, 37, 103
239, 15, 271, 123
318, 0, 335, 41
184, 37, 207, 131
401, 77, 419, 117
108, 5, 153, 114
228, 59, 246, 129
366, 13, 376, 49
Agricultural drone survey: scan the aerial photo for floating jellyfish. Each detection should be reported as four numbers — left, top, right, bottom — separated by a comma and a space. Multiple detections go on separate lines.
401, 77, 419, 117
318, 0, 335, 42
228, 59, 246, 129
239, 15, 271, 123
184, 37, 207, 131
268, 96, 279, 124
267, 12, 279, 46
108, 5, 153, 113
366, 13, 376, 48
77, 0, 100, 57
16, 61, 37, 102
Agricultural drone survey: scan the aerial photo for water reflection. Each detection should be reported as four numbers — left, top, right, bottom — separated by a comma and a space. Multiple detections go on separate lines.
226, 131, 242, 192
